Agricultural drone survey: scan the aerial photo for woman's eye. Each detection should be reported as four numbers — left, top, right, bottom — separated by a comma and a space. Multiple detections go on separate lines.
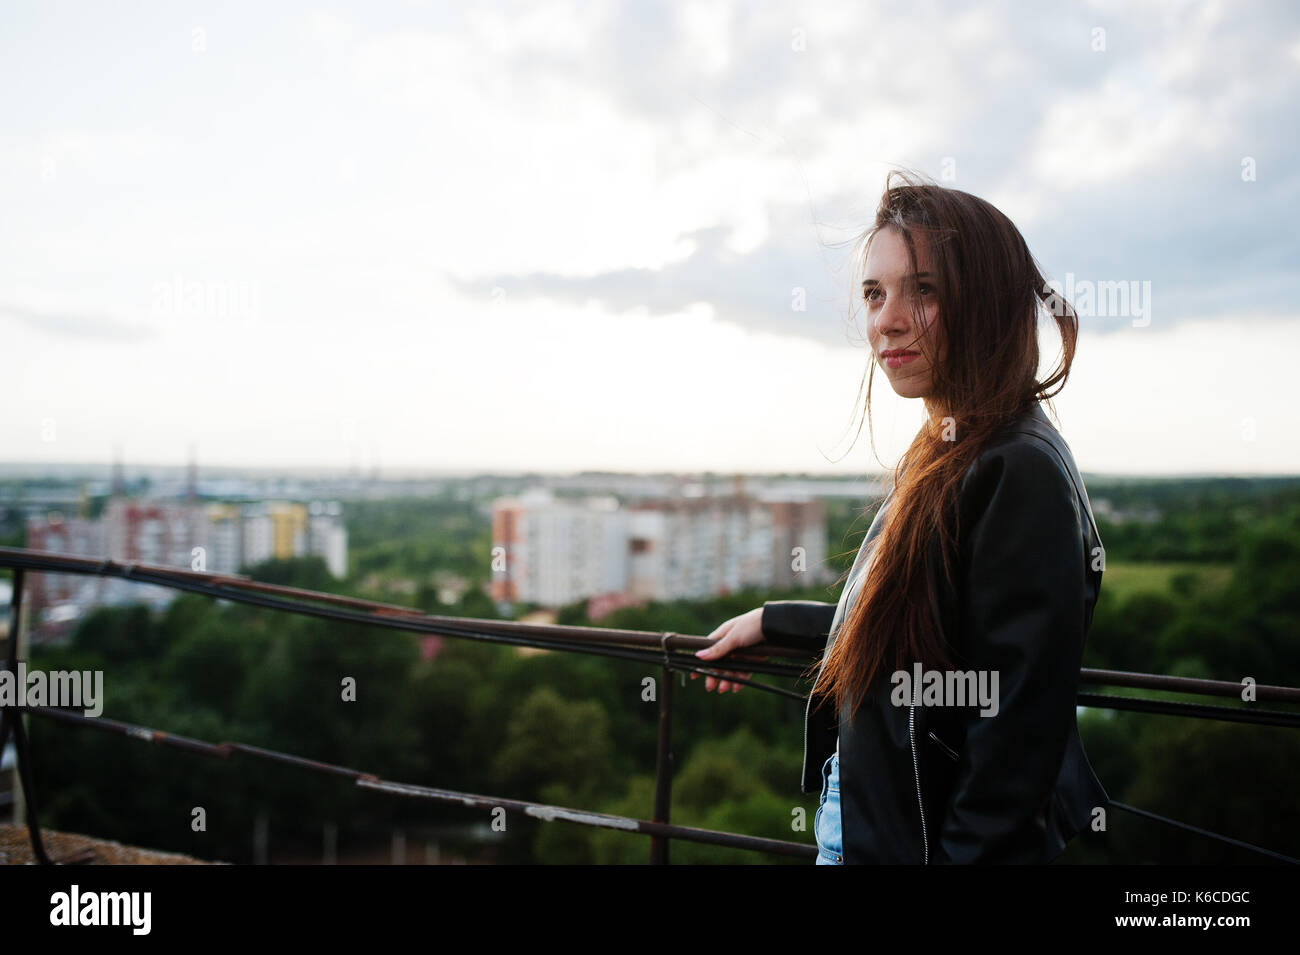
865, 284, 933, 302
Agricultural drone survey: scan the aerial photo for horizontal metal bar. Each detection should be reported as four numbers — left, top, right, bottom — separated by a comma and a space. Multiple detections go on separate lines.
0, 547, 810, 663
1077, 693, 1300, 727
1079, 666, 1300, 703
6, 546, 1298, 706
1109, 800, 1299, 864
19, 704, 817, 860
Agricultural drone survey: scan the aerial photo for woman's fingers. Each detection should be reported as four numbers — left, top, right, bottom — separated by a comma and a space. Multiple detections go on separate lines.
707, 669, 753, 693
695, 623, 735, 692
694, 626, 733, 662
693, 613, 760, 693
701, 667, 734, 693
720, 670, 753, 693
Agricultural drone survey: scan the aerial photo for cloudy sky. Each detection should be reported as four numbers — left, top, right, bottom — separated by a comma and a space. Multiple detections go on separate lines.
3, 0, 1298, 477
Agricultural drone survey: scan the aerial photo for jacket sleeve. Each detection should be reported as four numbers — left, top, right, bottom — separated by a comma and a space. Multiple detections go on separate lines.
932, 441, 1086, 864
760, 600, 837, 655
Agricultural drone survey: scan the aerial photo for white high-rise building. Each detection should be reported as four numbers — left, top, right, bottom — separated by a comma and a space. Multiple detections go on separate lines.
308, 500, 348, 578
491, 488, 829, 609
491, 489, 629, 608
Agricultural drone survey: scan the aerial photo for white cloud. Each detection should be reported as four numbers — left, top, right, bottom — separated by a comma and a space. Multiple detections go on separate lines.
1052, 314, 1300, 474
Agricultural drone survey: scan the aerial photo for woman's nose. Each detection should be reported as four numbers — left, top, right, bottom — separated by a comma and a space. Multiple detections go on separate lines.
872, 296, 911, 340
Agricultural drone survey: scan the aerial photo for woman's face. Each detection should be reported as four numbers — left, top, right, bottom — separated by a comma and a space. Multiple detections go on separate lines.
862, 227, 943, 401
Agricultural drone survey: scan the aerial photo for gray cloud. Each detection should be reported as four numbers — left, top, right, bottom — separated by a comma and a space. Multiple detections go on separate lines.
0, 303, 157, 343
451, 201, 869, 348
457, 0, 1300, 340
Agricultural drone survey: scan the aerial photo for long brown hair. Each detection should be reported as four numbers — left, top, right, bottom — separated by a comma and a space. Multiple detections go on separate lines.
814, 169, 1079, 721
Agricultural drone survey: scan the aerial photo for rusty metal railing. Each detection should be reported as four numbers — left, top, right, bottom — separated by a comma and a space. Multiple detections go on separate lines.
1, 546, 1298, 864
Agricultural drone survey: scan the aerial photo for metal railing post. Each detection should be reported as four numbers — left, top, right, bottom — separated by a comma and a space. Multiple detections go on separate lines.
0, 568, 51, 863
649, 637, 675, 864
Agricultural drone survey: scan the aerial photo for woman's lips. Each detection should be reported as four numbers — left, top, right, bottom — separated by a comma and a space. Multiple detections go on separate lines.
883, 352, 919, 368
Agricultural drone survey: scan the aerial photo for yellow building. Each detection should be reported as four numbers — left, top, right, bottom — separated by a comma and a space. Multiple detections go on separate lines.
267, 501, 308, 559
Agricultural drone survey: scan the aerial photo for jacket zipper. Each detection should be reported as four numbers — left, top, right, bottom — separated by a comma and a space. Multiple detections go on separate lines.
909, 696, 929, 865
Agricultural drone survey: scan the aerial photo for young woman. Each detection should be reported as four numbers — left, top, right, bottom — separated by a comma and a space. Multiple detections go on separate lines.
694, 171, 1109, 864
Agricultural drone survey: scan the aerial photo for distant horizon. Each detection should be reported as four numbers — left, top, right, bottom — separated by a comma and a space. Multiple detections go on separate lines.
0, 458, 1296, 482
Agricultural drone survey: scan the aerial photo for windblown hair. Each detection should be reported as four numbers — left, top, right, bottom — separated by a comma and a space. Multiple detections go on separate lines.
813, 169, 1079, 721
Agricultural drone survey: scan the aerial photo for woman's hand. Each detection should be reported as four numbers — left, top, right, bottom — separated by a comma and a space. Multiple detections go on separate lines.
692, 606, 767, 693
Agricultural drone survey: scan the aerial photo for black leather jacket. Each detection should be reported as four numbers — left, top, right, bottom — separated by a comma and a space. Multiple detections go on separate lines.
761, 402, 1109, 863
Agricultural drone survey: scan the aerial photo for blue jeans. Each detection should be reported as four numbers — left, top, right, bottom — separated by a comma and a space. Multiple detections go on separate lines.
814, 752, 843, 864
